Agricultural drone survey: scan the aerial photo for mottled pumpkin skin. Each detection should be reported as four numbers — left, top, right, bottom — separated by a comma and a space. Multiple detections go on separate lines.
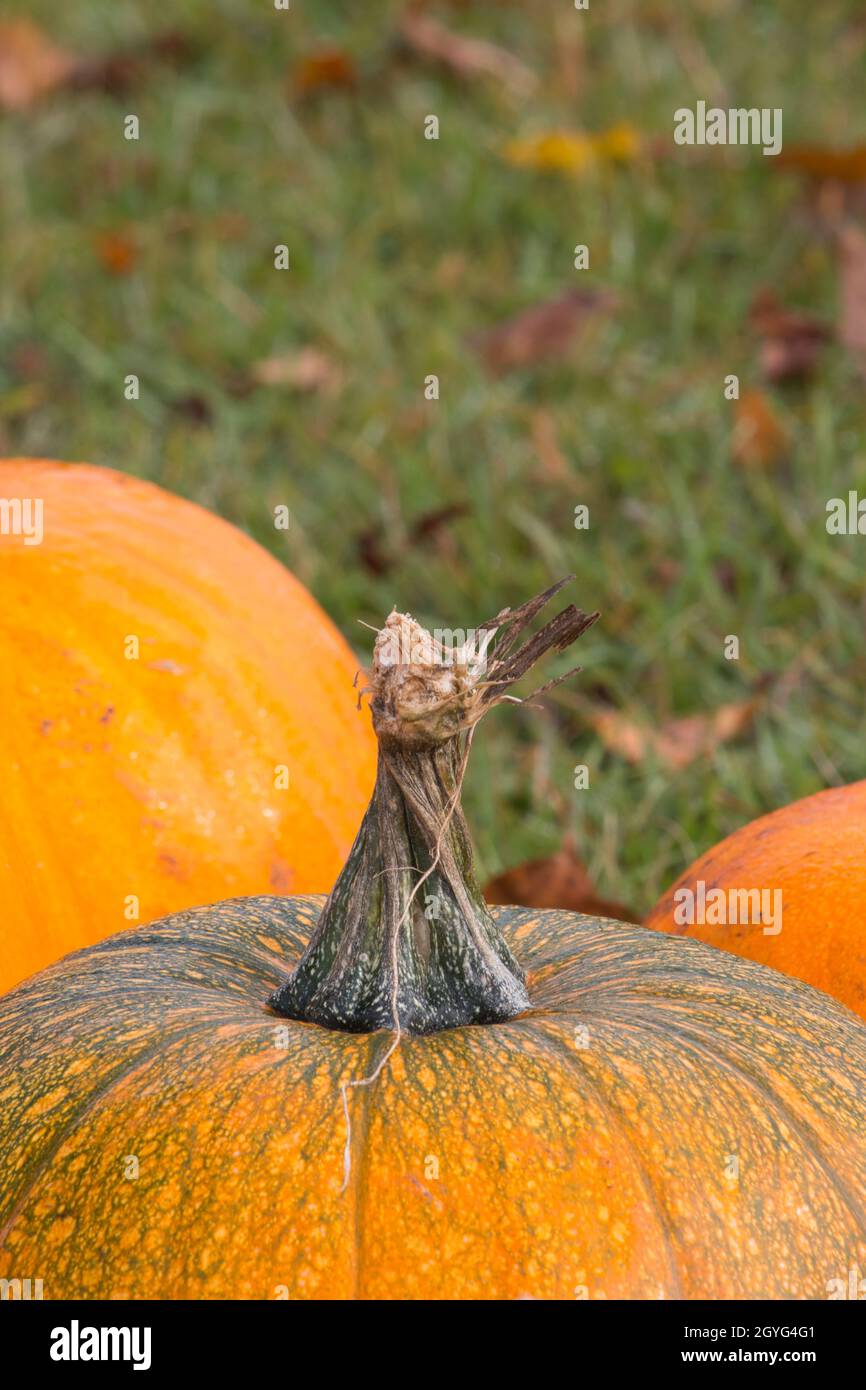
646, 781, 866, 1021
1, 899, 864, 1300
0, 459, 375, 993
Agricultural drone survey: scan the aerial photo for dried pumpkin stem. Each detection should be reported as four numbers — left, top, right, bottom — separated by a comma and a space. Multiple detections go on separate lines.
269, 580, 598, 1036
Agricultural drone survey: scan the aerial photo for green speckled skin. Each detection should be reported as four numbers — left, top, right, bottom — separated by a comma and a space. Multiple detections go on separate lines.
270, 745, 529, 1033
1, 896, 865, 1299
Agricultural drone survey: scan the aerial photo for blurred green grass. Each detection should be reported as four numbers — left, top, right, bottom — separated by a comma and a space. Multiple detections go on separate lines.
1, 0, 864, 911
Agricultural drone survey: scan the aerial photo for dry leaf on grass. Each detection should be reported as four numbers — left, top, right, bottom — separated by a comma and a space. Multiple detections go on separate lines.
7, 342, 50, 381
356, 526, 391, 578
250, 349, 343, 394
357, 502, 468, 577
0, 22, 194, 110
732, 388, 787, 469
589, 699, 760, 772
748, 288, 830, 382
777, 144, 866, 184
294, 48, 357, 97
551, 7, 585, 101
210, 211, 251, 242
409, 503, 469, 545
433, 250, 468, 291
470, 288, 617, 375
170, 394, 212, 426
93, 230, 138, 276
838, 224, 866, 366
530, 410, 571, 482
485, 842, 636, 922
774, 145, 866, 227
0, 19, 77, 110
72, 30, 195, 95
504, 123, 640, 174
398, 11, 535, 96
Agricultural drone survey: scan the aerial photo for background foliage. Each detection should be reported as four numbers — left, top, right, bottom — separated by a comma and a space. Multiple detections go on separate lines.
1, 0, 864, 911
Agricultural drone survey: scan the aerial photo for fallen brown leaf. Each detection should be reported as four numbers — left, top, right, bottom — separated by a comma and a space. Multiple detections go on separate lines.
0, 19, 77, 111
0, 23, 195, 110
211, 211, 251, 242
250, 348, 343, 394
355, 500, 467, 578
356, 525, 392, 577
530, 410, 571, 482
732, 388, 787, 469
748, 288, 830, 382
433, 250, 468, 291
7, 342, 50, 381
170, 394, 212, 426
0, 23, 199, 113
94, 230, 138, 276
838, 224, 866, 367
471, 288, 616, 376
589, 700, 760, 772
71, 30, 196, 95
485, 842, 636, 921
653, 557, 682, 591
773, 145, 866, 229
714, 559, 738, 597
398, 10, 535, 96
294, 48, 357, 96
409, 503, 468, 545
777, 144, 866, 184
551, 6, 584, 101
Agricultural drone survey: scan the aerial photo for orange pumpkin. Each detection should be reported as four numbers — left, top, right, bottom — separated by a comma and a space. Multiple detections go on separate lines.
0, 458, 375, 994
3, 896, 866, 1300
1, 585, 864, 1300
646, 781, 866, 1020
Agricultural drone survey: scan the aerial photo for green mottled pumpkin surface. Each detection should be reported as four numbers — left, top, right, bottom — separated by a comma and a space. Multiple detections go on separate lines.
1, 896, 865, 1300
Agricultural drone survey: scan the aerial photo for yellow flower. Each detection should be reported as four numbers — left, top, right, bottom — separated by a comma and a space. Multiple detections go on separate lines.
503, 123, 640, 173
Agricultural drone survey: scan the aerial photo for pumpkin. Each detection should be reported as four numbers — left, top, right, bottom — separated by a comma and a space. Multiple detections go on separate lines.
0, 458, 375, 994
646, 781, 866, 1021
1, 584, 864, 1300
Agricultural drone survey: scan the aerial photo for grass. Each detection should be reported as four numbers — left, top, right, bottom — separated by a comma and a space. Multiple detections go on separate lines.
1, 0, 865, 913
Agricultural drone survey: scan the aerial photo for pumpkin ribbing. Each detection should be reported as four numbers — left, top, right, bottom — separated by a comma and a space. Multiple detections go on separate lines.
2, 582, 866, 1301
0, 457, 376, 994
1, 898, 865, 1299
646, 779, 866, 1020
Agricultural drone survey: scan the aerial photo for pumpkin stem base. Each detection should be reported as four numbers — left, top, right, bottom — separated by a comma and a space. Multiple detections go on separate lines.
269, 583, 598, 1036
269, 742, 529, 1034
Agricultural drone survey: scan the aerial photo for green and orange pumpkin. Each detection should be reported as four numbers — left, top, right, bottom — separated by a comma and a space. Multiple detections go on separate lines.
646, 780, 866, 1021
1, 585, 864, 1300
0, 458, 376, 994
